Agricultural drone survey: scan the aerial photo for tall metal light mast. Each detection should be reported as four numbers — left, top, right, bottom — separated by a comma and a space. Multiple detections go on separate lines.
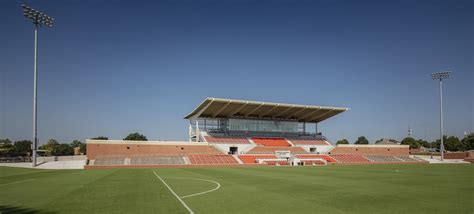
21, 5, 55, 167
431, 71, 451, 161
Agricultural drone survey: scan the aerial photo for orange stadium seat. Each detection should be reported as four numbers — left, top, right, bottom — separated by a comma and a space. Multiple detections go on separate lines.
252, 138, 290, 147
264, 160, 289, 166
238, 155, 277, 164
188, 154, 238, 165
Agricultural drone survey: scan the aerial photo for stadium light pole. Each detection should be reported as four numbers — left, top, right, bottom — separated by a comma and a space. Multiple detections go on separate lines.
431, 71, 451, 161
21, 4, 55, 167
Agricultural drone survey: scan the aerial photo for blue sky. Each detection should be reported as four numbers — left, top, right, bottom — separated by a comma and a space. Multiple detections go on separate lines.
1, 0, 472, 145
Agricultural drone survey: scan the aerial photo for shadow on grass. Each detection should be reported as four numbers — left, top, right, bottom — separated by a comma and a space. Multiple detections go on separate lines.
0, 205, 56, 214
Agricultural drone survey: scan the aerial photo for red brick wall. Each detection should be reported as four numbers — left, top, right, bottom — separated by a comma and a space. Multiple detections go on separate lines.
87, 143, 222, 159
444, 152, 470, 159
329, 146, 409, 156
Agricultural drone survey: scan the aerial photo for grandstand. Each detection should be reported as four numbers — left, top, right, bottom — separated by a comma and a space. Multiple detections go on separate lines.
85, 98, 426, 168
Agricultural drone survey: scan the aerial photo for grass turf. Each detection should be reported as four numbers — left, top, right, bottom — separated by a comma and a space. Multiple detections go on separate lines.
0, 164, 472, 214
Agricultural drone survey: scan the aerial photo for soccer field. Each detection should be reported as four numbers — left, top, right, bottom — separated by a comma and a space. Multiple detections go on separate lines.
0, 164, 472, 214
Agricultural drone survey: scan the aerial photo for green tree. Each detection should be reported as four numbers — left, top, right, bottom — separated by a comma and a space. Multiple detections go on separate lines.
70, 140, 82, 148
14, 140, 32, 156
39, 139, 60, 155
79, 143, 86, 154
401, 137, 421, 149
417, 139, 430, 148
91, 136, 108, 140
124, 132, 147, 141
354, 136, 369, 144
51, 144, 74, 156
431, 136, 448, 151
70, 140, 86, 154
336, 139, 349, 145
460, 134, 474, 151
0, 139, 16, 157
444, 136, 461, 151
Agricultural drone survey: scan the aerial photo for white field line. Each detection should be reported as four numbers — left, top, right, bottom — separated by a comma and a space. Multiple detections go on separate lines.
0, 179, 35, 187
165, 177, 221, 199
152, 171, 194, 214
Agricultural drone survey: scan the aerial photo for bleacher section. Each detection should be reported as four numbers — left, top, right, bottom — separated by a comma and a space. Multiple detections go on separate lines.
330, 154, 370, 163
247, 146, 307, 154
395, 156, 425, 162
289, 139, 329, 145
365, 155, 402, 162
94, 158, 125, 166
238, 155, 277, 164
205, 136, 250, 144
130, 156, 185, 165
252, 138, 290, 147
295, 154, 337, 163
264, 160, 289, 166
301, 160, 326, 165
188, 154, 238, 165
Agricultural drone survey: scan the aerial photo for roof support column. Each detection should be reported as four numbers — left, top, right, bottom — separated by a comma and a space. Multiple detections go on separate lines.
315, 123, 318, 135
195, 120, 200, 142
188, 120, 193, 142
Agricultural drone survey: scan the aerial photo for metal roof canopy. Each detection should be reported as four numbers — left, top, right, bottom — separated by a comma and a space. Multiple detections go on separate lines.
184, 98, 349, 123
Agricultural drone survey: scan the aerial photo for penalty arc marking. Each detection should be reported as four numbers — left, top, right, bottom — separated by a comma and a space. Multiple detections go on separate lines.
165, 177, 221, 199
153, 171, 194, 214
153, 171, 222, 214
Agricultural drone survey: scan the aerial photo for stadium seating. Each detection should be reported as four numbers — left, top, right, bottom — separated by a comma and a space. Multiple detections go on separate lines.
289, 139, 330, 145
365, 155, 401, 162
330, 154, 370, 163
247, 146, 308, 154
204, 136, 250, 144
301, 160, 326, 165
252, 138, 290, 147
94, 158, 125, 166
238, 155, 277, 164
295, 154, 338, 163
188, 154, 238, 165
395, 156, 423, 162
264, 160, 289, 166
130, 156, 185, 165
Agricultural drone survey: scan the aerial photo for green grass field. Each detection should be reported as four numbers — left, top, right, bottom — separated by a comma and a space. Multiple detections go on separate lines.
1, 164, 472, 214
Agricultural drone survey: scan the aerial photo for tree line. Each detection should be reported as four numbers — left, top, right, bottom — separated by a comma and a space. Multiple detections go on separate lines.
0, 139, 86, 157
0, 132, 148, 157
91, 132, 148, 141
335, 133, 474, 152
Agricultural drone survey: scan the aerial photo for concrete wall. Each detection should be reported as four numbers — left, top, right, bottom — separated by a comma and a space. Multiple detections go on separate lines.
211, 144, 256, 154
444, 151, 473, 159
298, 145, 333, 153
248, 146, 307, 154
329, 145, 409, 156
37, 155, 87, 163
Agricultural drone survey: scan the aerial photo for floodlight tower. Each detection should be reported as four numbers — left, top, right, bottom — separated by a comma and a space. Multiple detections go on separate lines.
21, 4, 55, 167
431, 71, 451, 161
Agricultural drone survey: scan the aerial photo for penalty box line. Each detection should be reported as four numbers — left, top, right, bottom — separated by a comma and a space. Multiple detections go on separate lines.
152, 171, 194, 214
0, 179, 36, 187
